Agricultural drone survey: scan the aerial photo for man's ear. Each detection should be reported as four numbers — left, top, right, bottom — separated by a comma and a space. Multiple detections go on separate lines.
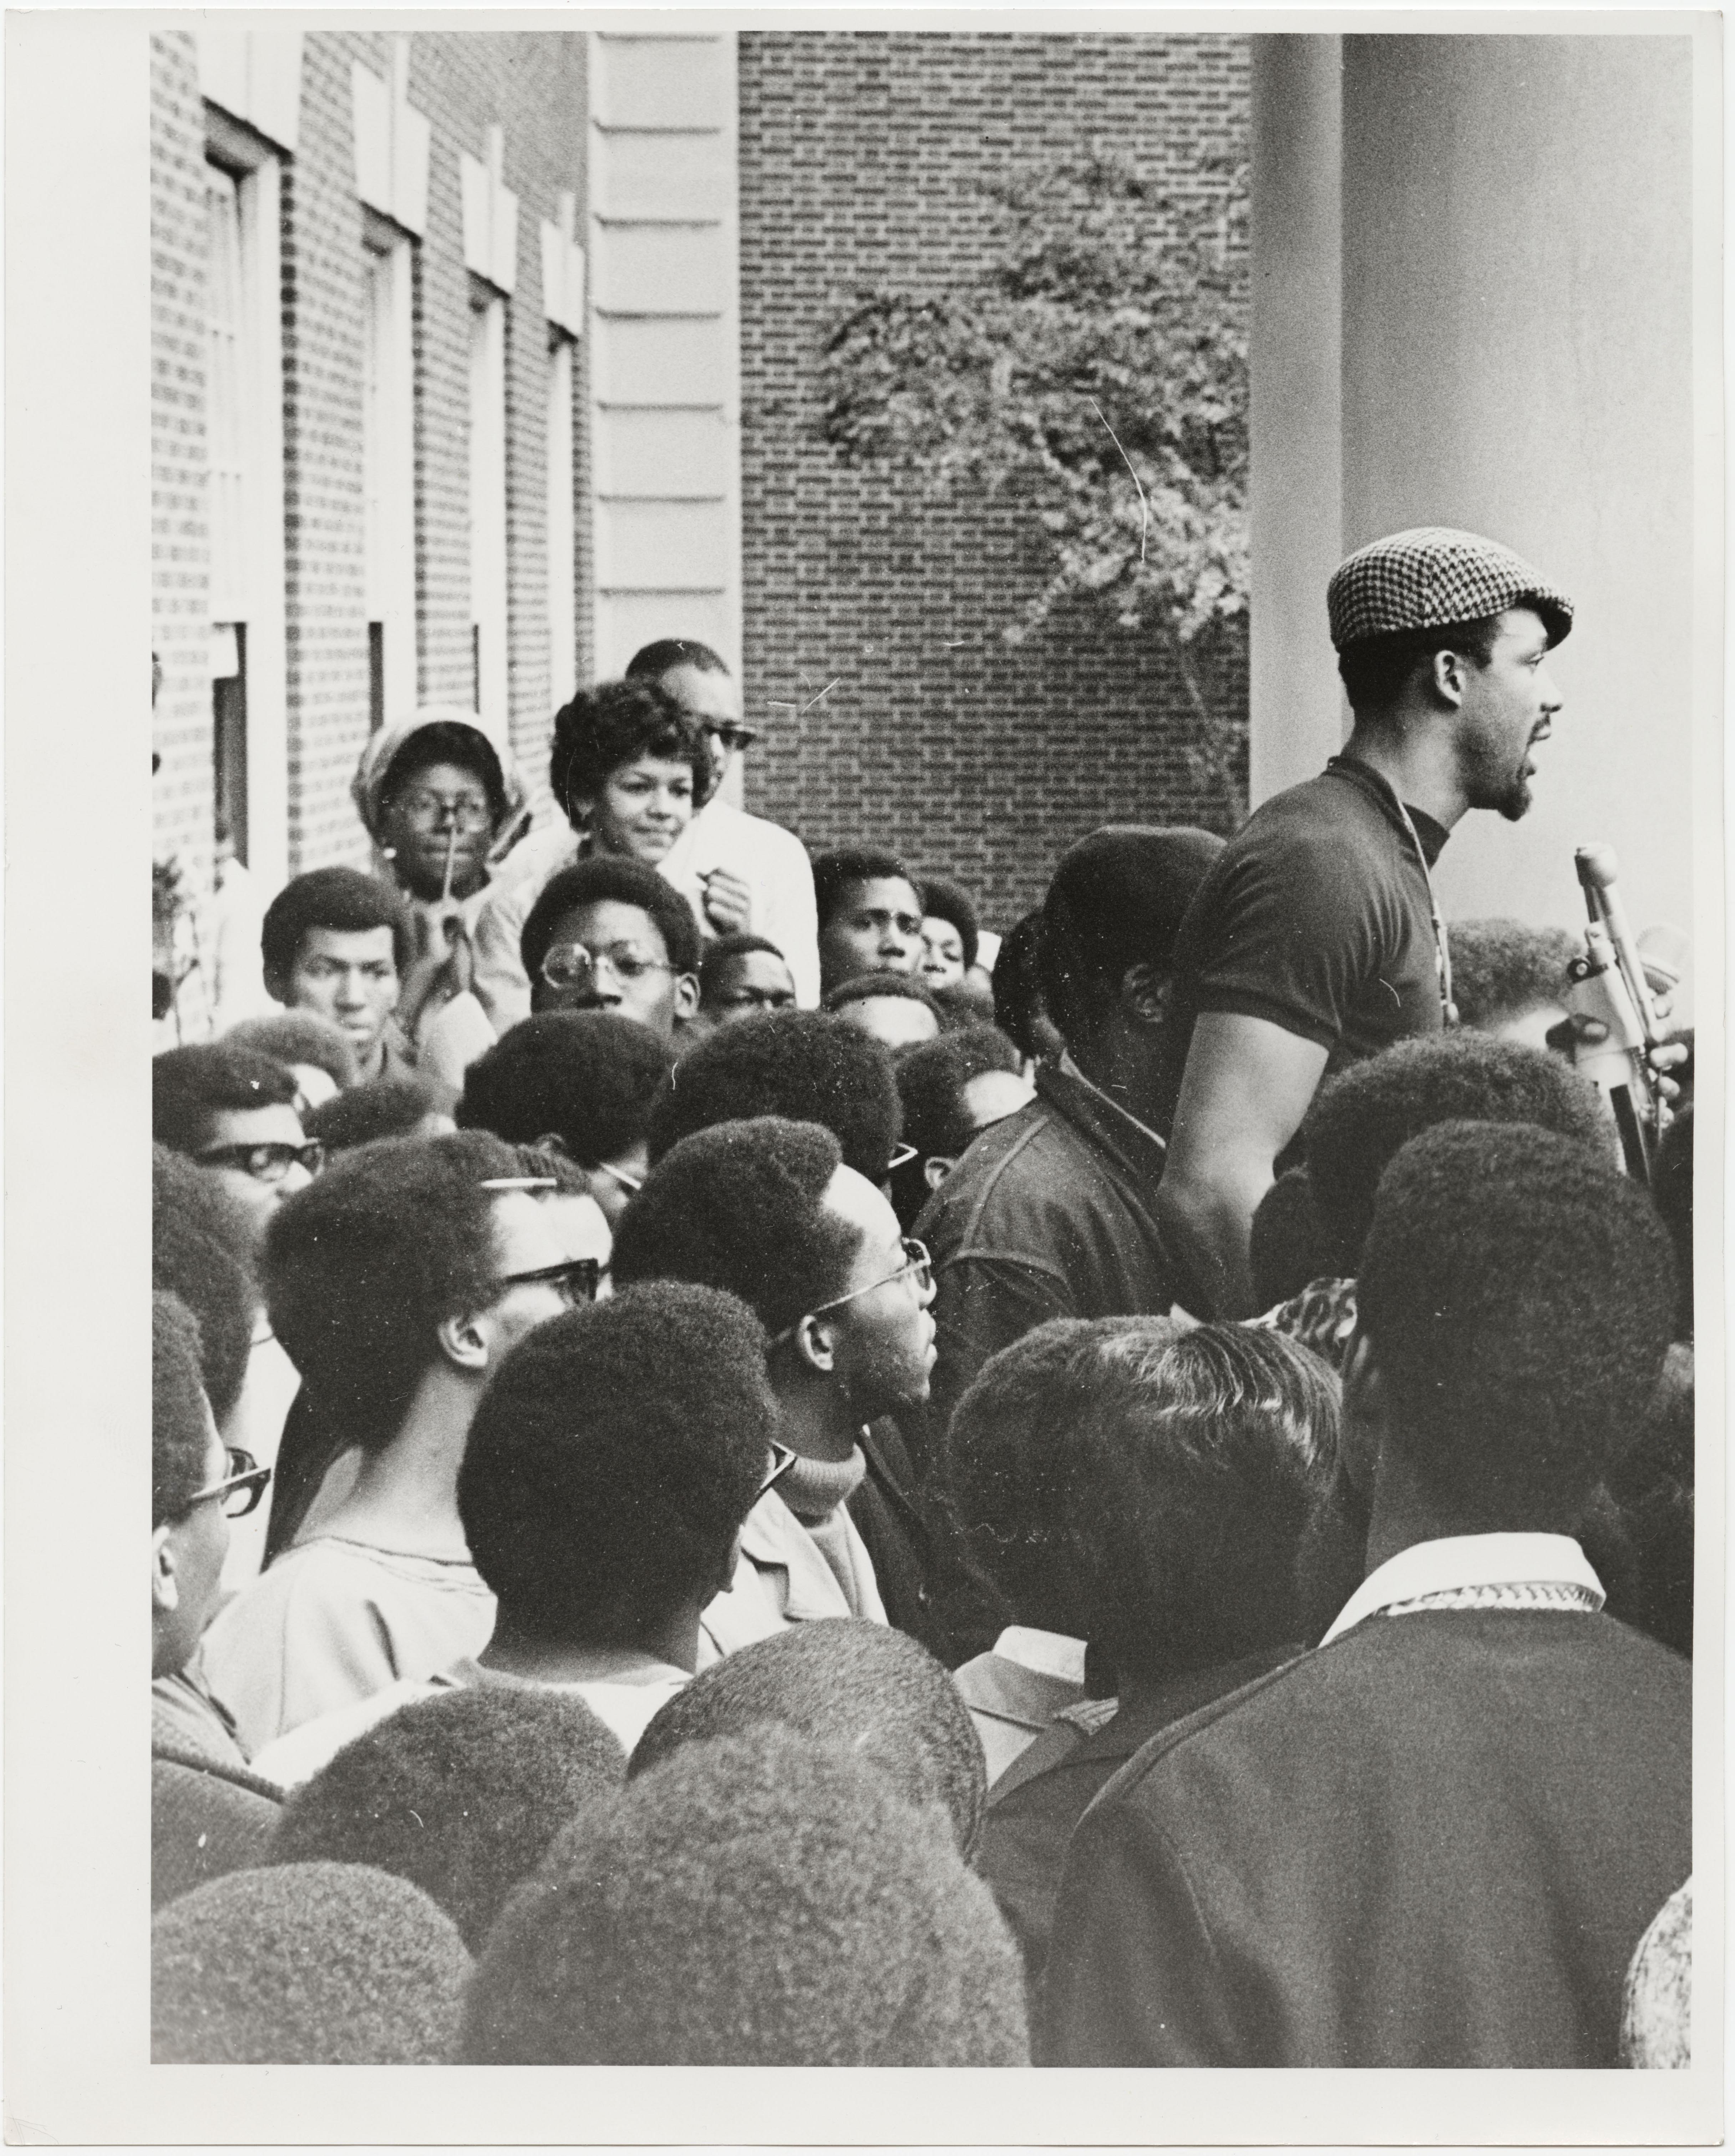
1430, 644, 1470, 709
923, 1154, 956, 1192
708, 1528, 746, 1602
792, 1310, 838, 1378
152, 1525, 181, 1615
672, 973, 701, 1024
1340, 1331, 1386, 1494
1118, 961, 1172, 1031
437, 1309, 492, 1375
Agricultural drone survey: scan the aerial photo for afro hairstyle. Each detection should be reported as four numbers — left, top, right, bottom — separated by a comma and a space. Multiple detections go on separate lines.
221, 1009, 360, 1092
629, 1619, 986, 1861
151, 1860, 471, 2063
460, 1726, 1028, 2065
153, 1291, 212, 1528
823, 969, 943, 1017
457, 1011, 673, 1167
611, 1115, 860, 1339
261, 1128, 521, 1447
260, 866, 414, 985
1357, 1121, 1678, 1521
917, 874, 981, 971
1250, 1166, 1347, 1306
1445, 917, 1578, 1031
991, 909, 1059, 1062
951, 1317, 1336, 1677
304, 1072, 453, 1154
549, 676, 714, 826
458, 1283, 774, 1642
519, 852, 702, 987
152, 1144, 259, 1426
645, 1009, 900, 1181
895, 1024, 1024, 1164
152, 1043, 300, 1158
810, 845, 918, 933
933, 971, 1000, 1028
268, 1684, 625, 1951
1039, 825, 1224, 1046
1299, 1031, 1614, 1262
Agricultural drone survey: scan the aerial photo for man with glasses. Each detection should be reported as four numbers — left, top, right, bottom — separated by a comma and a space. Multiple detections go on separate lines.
625, 638, 821, 1009
153, 1044, 323, 1249
519, 855, 702, 1049
195, 1130, 581, 1754
614, 1115, 941, 1656
152, 1291, 284, 1903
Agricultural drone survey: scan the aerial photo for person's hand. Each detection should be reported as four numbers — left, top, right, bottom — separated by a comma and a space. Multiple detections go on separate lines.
1546, 1012, 1688, 1104
701, 867, 754, 937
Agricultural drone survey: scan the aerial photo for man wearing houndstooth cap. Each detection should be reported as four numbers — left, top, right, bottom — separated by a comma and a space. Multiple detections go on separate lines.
1153, 526, 1573, 1321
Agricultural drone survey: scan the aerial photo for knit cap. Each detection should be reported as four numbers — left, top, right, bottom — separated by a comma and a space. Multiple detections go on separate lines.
630, 1616, 986, 1860
267, 1684, 625, 1951
152, 1860, 471, 2062
461, 1726, 1028, 2066
1327, 527, 1573, 650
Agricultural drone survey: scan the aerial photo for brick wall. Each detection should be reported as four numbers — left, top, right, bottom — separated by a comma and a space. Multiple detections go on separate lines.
150, 30, 590, 891
735, 31, 1249, 932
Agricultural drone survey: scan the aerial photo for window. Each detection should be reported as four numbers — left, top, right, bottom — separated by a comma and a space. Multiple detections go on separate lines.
362, 222, 417, 730
546, 336, 578, 712
468, 289, 509, 726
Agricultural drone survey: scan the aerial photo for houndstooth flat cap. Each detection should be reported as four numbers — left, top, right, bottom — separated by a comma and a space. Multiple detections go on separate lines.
1328, 527, 1574, 652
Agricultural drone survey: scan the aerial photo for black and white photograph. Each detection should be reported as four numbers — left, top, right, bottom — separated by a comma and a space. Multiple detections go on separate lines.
4, 7, 1723, 2144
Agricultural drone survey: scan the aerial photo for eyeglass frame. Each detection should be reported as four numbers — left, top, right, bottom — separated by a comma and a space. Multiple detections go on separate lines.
194, 1139, 325, 1184
704, 720, 759, 754
493, 1256, 602, 1307
768, 1237, 933, 1350
182, 1446, 274, 1522
539, 941, 678, 992
392, 788, 495, 833
758, 1440, 799, 1499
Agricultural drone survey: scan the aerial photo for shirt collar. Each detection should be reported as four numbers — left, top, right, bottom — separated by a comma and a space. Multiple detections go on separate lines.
1320, 1532, 1605, 1646
1056, 1050, 1167, 1152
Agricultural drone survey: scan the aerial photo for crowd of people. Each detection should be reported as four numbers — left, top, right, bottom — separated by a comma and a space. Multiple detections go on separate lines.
151, 532, 1696, 2069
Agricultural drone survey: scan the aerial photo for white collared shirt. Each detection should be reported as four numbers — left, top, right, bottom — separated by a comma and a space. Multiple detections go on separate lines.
1320, 1532, 1605, 1646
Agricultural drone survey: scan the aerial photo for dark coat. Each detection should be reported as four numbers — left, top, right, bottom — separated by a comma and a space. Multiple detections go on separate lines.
848, 1417, 1008, 1670
1040, 1610, 1692, 2068
914, 1064, 1173, 1444
979, 1646, 1297, 1981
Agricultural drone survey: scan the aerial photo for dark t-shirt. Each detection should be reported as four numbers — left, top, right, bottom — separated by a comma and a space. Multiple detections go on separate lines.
1161, 759, 1446, 1127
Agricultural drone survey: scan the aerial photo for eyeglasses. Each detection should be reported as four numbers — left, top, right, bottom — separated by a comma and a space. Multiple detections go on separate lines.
396, 790, 493, 832
758, 1440, 798, 1499
195, 1140, 325, 1184
705, 721, 759, 754
541, 942, 674, 991
184, 1446, 273, 1521
771, 1237, 934, 1347
590, 1160, 644, 1195
885, 1143, 919, 1173
495, 1257, 602, 1307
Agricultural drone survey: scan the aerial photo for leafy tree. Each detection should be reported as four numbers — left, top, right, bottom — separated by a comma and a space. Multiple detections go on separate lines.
820, 148, 1249, 817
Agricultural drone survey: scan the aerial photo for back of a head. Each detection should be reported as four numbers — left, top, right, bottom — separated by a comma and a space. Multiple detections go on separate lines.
1446, 917, 1578, 1032
153, 1291, 211, 1530
152, 1860, 472, 2062
1358, 1122, 1676, 1523
625, 636, 729, 682
1039, 825, 1224, 1046
1250, 1166, 1346, 1305
269, 1686, 625, 1952
1043, 1323, 1337, 1683
457, 1011, 672, 1166
823, 970, 942, 1020
811, 845, 912, 931
260, 866, 413, 985
458, 1282, 773, 1645
461, 1726, 1028, 2065
629, 1619, 985, 1861
646, 1009, 900, 1181
153, 1043, 300, 1157
896, 1024, 1024, 1163
613, 1116, 856, 1338
152, 1144, 259, 1426
262, 1128, 518, 1444
222, 1009, 361, 1092
519, 852, 702, 984
1302, 1031, 1614, 1262
991, 909, 1057, 1061
304, 1073, 451, 1155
